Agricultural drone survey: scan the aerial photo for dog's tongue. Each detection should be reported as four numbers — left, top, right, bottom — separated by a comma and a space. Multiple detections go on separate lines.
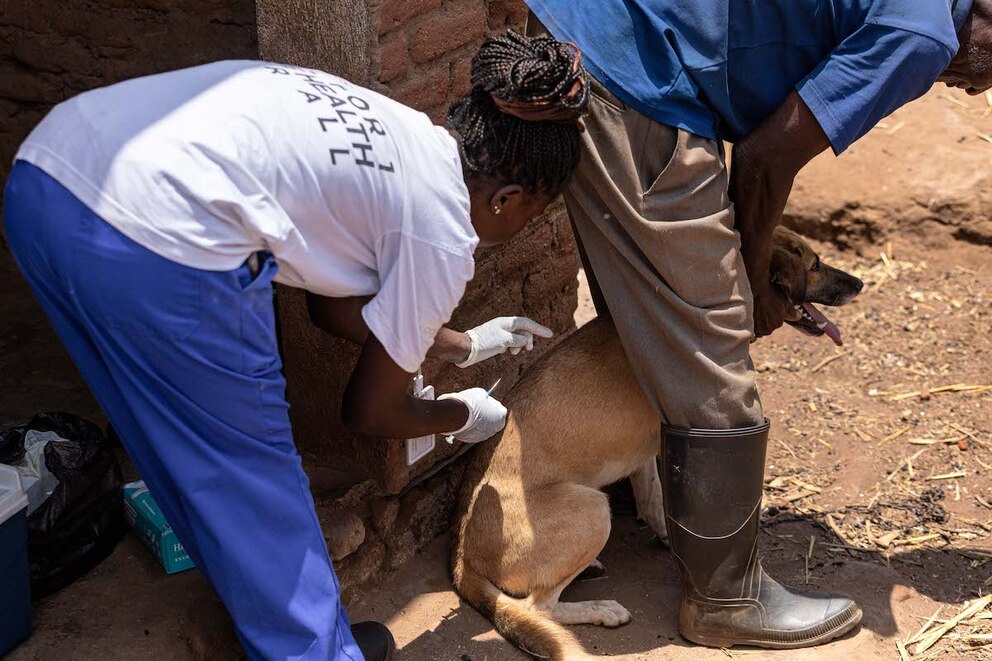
802, 303, 843, 346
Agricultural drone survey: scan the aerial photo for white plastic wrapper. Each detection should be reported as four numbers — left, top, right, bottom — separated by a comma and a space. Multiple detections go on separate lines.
14, 430, 68, 516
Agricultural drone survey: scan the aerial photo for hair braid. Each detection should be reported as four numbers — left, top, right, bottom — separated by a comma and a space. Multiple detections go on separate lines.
446, 30, 589, 195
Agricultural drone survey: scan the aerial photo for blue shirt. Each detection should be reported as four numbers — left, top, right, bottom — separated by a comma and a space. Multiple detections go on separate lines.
527, 0, 972, 153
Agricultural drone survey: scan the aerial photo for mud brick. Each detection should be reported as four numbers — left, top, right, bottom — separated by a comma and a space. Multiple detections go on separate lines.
392, 60, 449, 111
487, 0, 529, 29
325, 509, 366, 561
411, 4, 486, 64
379, 31, 409, 83
451, 55, 473, 97
0, 0, 50, 32
424, 104, 448, 124
378, 0, 442, 35
0, 65, 60, 105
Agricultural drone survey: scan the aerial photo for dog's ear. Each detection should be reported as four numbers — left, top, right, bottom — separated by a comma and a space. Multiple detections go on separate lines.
769, 246, 808, 306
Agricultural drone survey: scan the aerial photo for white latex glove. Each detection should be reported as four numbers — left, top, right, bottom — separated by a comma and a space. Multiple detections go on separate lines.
456, 316, 554, 368
438, 388, 508, 444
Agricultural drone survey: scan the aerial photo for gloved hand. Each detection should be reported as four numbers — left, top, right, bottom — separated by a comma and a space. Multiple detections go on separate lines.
456, 316, 554, 368
438, 388, 508, 444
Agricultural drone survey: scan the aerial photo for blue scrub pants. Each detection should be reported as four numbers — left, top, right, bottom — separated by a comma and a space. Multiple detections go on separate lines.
4, 161, 363, 661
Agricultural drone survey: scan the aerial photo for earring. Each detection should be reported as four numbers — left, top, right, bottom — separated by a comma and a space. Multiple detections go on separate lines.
493, 206, 501, 215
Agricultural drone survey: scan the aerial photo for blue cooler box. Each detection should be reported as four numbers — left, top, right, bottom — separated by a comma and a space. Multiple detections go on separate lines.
0, 464, 31, 655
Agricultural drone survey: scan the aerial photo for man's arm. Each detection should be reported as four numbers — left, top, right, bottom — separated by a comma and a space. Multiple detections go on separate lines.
729, 90, 831, 337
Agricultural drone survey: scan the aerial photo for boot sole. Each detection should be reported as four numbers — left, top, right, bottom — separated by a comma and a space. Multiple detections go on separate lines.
682, 603, 863, 650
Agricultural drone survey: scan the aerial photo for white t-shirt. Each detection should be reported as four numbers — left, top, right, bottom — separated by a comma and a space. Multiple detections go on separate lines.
16, 60, 478, 373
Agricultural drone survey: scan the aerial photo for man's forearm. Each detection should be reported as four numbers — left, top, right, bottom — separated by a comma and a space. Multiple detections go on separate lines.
731, 92, 829, 281
730, 144, 801, 288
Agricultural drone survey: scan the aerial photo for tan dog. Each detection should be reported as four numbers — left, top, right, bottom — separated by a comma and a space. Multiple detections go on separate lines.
451, 227, 863, 660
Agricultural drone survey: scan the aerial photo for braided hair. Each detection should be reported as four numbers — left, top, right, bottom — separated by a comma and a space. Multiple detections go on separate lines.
446, 30, 590, 196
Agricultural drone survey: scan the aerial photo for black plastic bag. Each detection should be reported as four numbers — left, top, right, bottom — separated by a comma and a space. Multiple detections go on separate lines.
0, 412, 126, 598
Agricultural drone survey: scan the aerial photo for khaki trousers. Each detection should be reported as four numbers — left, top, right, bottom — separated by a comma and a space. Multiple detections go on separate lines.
566, 79, 763, 429
530, 9, 762, 429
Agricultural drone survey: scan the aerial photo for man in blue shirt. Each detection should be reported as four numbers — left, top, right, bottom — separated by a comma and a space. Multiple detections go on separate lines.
526, 0, 992, 652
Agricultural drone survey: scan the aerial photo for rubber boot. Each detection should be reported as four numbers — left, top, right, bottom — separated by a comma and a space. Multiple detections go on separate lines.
351, 621, 396, 661
662, 421, 862, 649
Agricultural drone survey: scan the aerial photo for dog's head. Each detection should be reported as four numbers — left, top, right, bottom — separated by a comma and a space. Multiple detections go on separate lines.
769, 227, 864, 346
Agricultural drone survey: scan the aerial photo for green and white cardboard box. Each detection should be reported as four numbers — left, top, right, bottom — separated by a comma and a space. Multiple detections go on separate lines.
123, 480, 194, 574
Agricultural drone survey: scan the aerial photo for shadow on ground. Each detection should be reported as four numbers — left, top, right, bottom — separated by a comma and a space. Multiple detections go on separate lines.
349, 492, 991, 660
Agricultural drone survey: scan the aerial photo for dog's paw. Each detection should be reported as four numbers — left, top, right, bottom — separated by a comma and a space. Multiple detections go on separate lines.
652, 522, 670, 548
551, 599, 633, 627
638, 513, 668, 545
585, 600, 632, 628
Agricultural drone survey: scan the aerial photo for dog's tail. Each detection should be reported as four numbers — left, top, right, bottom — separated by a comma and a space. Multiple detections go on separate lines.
455, 565, 590, 660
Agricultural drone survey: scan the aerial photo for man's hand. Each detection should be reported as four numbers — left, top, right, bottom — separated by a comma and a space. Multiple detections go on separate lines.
456, 316, 554, 368
751, 280, 792, 338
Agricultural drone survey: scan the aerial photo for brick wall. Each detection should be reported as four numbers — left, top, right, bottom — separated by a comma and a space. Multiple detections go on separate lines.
0, 0, 257, 237
372, 0, 529, 120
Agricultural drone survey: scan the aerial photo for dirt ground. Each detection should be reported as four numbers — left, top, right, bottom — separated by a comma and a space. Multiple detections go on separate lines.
4, 86, 992, 660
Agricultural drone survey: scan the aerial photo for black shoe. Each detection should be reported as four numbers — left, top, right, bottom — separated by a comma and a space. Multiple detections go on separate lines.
351, 621, 395, 661
662, 421, 862, 649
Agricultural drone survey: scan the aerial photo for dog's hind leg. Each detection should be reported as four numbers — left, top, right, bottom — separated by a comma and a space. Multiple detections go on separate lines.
631, 457, 667, 543
532, 565, 632, 629
515, 484, 632, 629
